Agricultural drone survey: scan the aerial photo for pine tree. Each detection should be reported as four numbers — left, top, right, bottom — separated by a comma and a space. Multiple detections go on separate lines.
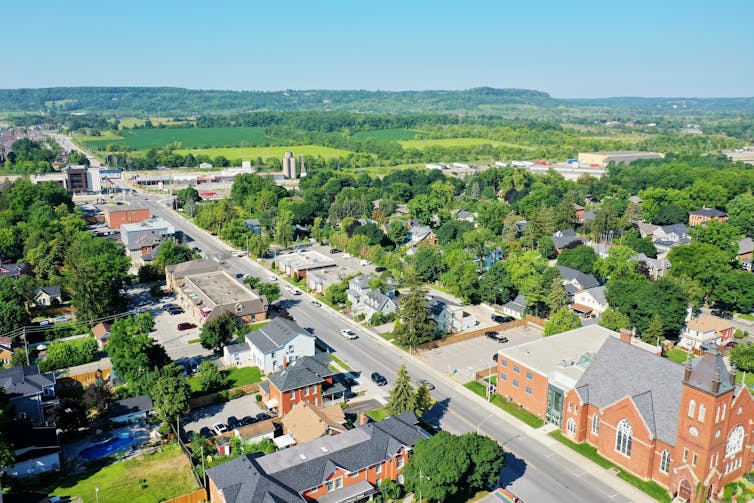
641, 315, 665, 345
501, 211, 520, 242
392, 285, 436, 347
413, 384, 433, 417
386, 365, 415, 416
546, 277, 569, 314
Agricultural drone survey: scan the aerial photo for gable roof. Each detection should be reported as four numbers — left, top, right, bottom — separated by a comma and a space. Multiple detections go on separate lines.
655, 223, 689, 237
205, 455, 301, 503
689, 208, 727, 218
92, 322, 112, 340
686, 316, 734, 334
578, 285, 607, 306
282, 402, 347, 444
556, 265, 600, 290
267, 354, 334, 393
552, 230, 585, 249
503, 294, 527, 314
575, 337, 684, 445
0, 366, 55, 397
739, 237, 754, 256
247, 318, 314, 355
34, 286, 61, 298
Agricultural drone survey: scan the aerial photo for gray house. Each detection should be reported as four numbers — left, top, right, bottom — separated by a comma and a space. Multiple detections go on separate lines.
502, 294, 528, 319
0, 366, 57, 425
223, 318, 316, 373
556, 265, 600, 296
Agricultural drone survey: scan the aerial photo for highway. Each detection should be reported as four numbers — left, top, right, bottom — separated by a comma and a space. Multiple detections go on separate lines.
120, 188, 642, 503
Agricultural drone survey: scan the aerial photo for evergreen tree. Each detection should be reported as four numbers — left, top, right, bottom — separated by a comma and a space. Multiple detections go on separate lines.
641, 315, 665, 345
393, 285, 436, 347
413, 384, 433, 417
387, 365, 415, 416
546, 277, 569, 314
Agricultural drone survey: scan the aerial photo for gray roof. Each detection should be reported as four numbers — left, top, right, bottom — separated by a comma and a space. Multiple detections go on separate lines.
107, 395, 154, 419
226, 342, 250, 354
165, 259, 222, 279
581, 209, 597, 221
247, 318, 314, 355
348, 275, 371, 291
208, 412, 427, 501
503, 294, 527, 313
581, 285, 607, 306
556, 265, 600, 290
686, 349, 735, 396
739, 237, 754, 256
553, 230, 585, 249
689, 208, 727, 218
34, 286, 61, 298
575, 337, 684, 445
363, 291, 396, 311
0, 366, 55, 397
656, 223, 689, 237
267, 354, 334, 393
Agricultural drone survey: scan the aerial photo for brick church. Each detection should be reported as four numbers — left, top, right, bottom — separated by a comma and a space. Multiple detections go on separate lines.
496, 326, 754, 501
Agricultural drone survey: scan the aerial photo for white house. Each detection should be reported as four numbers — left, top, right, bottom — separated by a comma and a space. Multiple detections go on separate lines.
107, 395, 154, 424
678, 316, 735, 352
428, 297, 476, 334
572, 285, 608, 318
223, 318, 315, 373
502, 294, 527, 319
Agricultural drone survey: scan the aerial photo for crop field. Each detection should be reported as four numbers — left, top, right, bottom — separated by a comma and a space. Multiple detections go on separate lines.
353, 128, 427, 142
118, 117, 195, 129
398, 137, 503, 149
81, 126, 277, 150
170, 145, 353, 160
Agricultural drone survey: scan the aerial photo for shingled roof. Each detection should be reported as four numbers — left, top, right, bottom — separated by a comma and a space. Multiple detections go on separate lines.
247, 318, 314, 355
267, 354, 334, 393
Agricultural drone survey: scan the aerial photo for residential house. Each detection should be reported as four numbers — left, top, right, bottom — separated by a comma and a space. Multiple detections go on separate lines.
0, 336, 13, 366
223, 317, 316, 373
258, 354, 347, 417
636, 222, 660, 238
588, 242, 610, 259
92, 322, 112, 348
652, 224, 690, 255
579, 209, 597, 226
688, 208, 728, 227
0, 366, 57, 425
33, 286, 62, 307
452, 209, 477, 223
357, 291, 398, 321
0, 261, 31, 279
275, 251, 337, 280
556, 265, 600, 296
215, 419, 276, 456
346, 275, 372, 307
502, 294, 527, 319
406, 225, 436, 247
552, 230, 585, 253
738, 237, 754, 261
572, 285, 609, 318
573, 204, 585, 222
2, 419, 60, 478
206, 412, 429, 503
125, 232, 163, 262
678, 316, 735, 353
282, 402, 347, 445
107, 395, 154, 424
428, 296, 476, 334
479, 247, 505, 270
243, 218, 262, 235
631, 253, 671, 280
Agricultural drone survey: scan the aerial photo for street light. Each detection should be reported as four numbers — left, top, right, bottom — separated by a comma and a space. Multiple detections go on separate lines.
95, 487, 100, 503
418, 468, 430, 503
477, 414, 494, 435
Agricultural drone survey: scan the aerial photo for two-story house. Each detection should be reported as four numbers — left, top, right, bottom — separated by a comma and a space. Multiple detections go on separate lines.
688, 208, 728, 227
0, 366, 57, 425
652, 224, 690, 255
678, 316, 735, 353
223, 318, 315, 373
347, 275, 398, 321
556, 265, 600, 296
258, 354, 347, 417
427, 296, 476, 334
571, 285, 609, 318
33, 286, 62, 307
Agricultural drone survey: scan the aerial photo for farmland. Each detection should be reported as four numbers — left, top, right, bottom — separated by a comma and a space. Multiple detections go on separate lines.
352, 128, 427, 141
171, 145, 353, 161
81, 126, 279, 150
398, 137, 503, 149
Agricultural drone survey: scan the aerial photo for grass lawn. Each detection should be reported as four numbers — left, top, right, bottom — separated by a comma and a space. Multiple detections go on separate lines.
329, 352, 350, 370
171, 145, 352, 160
366, 407, 390, 422
352, 128, 428, 142
188, 366, 263, 395
665, 347, 694, 364
49, 443, 198, 503
187, 338, 201, 344
464, 381, 544, 429
736, 370, 754, 388
81, 126, 275, 150
737, 312, 754, 321
549, 431, 671, 502
398, 137, 502, 149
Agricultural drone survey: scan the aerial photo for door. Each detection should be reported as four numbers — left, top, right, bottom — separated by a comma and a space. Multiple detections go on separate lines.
546, 385, 564, 427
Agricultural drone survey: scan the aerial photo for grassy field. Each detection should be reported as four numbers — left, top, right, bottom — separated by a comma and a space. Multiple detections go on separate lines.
353, 128, 427, 141
666, 347, 695, 364
118, 117, 195, 129
171, 145, 353, 160
49, 443, 198, 503
82, 126, 276, 150
464, 381, 544, 428
188, 366, 263, 396
398, 137, 503, 149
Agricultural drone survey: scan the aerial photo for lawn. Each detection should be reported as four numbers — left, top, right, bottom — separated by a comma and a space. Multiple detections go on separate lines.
398, 137, 502, 149
464, 381, 544, 429
737, 312, 754, 321
118, 117, 194, 129
549, 431, 671, 502
49, 443, 199, 503
366, 407, 390, 422
171, 145, 352, 160
188, 366, 263, 395
665, 347, 695, 364
736, 370, 754, 388
81, 126, 276, 150
352, 128, 428, 142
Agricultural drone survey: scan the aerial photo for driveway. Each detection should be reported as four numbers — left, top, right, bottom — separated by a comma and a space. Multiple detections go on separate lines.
182, 394, 265, 436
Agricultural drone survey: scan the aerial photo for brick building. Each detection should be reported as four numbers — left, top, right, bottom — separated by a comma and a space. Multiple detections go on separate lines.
206, 412, 429, 502
103, 205, 150, 229
688, 208, 728, 227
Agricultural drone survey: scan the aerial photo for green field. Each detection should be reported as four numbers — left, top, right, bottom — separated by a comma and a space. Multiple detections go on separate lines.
82, 126, 277, 150
398, 137, 503, 149
49, 443, 198, 503
118, 117, 194, 129
187, 366, 263, 396
171, 145, 353, 160
353, 128, 427, 142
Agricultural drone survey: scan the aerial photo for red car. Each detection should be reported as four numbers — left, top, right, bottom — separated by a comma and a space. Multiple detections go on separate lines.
177, 322, 196, 331
724, 341, 739, 350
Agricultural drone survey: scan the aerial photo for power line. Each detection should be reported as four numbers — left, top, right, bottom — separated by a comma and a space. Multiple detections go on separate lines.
1, 308, 145, 342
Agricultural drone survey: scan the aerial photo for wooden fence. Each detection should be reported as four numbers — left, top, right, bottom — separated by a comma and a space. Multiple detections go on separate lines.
57, 368, 112, 389
163, 488, 207, 503
189, 382, 260, 409
415, 316, 545, 353
475, 366, 499, 382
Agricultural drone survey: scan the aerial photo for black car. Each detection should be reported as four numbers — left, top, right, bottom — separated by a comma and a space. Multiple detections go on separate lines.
227, 416, 241, 429
241, 415, 256, 425
256, 412, 271, 422
168, 307, 184, 315
374, 266, 387, 273
330, 249, 340, 254
371, 372, 388, 386
491, 314, 514, 324
485, 331, 509, 343
199, 426, 214, 438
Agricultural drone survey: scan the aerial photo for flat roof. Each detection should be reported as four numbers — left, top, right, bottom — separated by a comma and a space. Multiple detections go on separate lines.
103, 204, 148, 213
499, 325, 616, 389
307, 265, 355, 282
183, 271, 259, 308
276, 250, 336, 271
121, 218, 174, 232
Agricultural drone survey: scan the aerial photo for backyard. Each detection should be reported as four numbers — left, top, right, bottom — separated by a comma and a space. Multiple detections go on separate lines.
49, 443, 199, 503
187, 365, 263, 397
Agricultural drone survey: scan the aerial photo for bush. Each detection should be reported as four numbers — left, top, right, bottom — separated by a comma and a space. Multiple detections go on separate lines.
735, 329, 747, 340
229, 389, 245, 400
744, 472, 754, 485
157, 423, 172, 437
379, 478, 402, 500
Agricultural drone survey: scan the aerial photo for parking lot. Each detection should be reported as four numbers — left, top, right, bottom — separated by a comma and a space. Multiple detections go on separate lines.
182, 394, 266, 437
422, 324, 544, 382
148, 297, 214, 362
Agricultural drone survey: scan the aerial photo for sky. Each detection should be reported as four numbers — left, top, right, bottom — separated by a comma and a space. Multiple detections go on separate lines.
4, 0, 753, 98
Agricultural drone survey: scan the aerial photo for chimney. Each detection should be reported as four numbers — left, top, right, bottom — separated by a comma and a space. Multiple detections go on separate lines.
712, 371, 721, 394
619, 329, 632, 344
282, 356, 288, 369
359, 413, 368, 426
684, 359, 693, 382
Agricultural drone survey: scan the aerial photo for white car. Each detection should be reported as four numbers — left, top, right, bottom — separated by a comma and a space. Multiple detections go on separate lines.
291, 289, 302, 295
212, 422, 229, 435
360, 260, 371, 266
283, 285, 294, 293
343, 253, 353, 259
267, 274, 277, 281
340, 329, 358, 340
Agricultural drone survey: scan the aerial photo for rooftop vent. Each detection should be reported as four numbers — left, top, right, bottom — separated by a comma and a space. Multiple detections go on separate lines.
299, 453, 307, 460
559, 359, 574, 368
320, 446, 329, 453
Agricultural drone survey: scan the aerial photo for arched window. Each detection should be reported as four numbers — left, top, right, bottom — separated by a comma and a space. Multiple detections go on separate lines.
566, 418, 576, 436
615, 419, 633, 457
592, 414, 600, 434
688, 400, 696, 418
660, 450, 671, 473
698, 404, 706, 422
726, 425, 744, 458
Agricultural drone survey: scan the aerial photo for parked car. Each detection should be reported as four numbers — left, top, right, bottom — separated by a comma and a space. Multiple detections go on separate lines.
235, 273, 244, 279
329, 249, 340, 254
168, 307, 184, 315
491, 314, 514, 323
212, 423, 229, 435
227, 416, 241, 429
417, 379, 435, 390
177, 322, 197, 331
311, 300, 322, 307
189, 359, 200, 373
256, 412, 271, 422
267, 274, 277, 281
371, 372, 388, 386
725, 341, 739, 350
291, 288, 302, 295
340, 329, 358, 340
52, 315, 70, 323
199, 426, 214, 438
343, 253, 353, 259
360, 260, 372, 266
375, 267, 387, 273
486, 331, 509, 343
241, 415, 256, 425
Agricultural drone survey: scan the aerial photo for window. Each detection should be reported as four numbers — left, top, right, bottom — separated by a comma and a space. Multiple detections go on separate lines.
327, 477, 343, 492
512, 379, 519, 388
615, 419, 633, 457
288, 344, 294, 353
525, 386, 532, 395
688, 400, 696, 418
683, 449, 688, 462
692, 453, 698, 466
592, 414, 600, 435
566, 418, 576, 436
513, 365, 520, 373
314, 397, 319, 406
660, 450, 670, 473
526, 371, 533, 380
500, 373, 507, 381
290, 390, 295, 400
501, 360, 508, 367
375, 462, 383, 474
698, 404, 706, 422
304, 386, 310, 396
397, 457, 404, 469
726, 425, 744, 458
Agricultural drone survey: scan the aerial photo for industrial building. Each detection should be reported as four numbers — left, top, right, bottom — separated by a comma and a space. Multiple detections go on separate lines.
578, 151, 664, 168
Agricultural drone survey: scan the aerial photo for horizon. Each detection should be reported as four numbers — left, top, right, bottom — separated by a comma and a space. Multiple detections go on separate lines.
4, 0, 753, 98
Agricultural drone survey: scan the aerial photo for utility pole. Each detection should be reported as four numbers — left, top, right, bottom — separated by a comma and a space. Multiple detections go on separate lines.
22, 327, 29, 365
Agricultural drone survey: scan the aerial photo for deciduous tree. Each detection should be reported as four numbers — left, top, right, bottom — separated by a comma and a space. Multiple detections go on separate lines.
199, 312, 237, 351
543, 307, 581, 336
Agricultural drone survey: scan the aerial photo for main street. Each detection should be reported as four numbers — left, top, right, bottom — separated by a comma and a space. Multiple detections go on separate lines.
119, 187, 644, 503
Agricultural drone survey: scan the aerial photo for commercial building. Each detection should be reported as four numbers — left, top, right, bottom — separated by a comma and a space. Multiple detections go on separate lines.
306, 266, 354, 295
688, 208, 728, 227
206, 412, 429, 503
31, 165, 102, 194
120, 218, 175, 247
578, 151, 664, 168
103, 205, 150, 229
275, 250, 336, 280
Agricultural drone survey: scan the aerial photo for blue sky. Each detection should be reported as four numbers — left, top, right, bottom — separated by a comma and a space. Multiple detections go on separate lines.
4, 0, 753, 97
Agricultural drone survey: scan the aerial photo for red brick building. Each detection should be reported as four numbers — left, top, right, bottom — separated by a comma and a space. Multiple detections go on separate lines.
206, 412, 429, 502
688, 208, 728, 227
103, 205, 150, 229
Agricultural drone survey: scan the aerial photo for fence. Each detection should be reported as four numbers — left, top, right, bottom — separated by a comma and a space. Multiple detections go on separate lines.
475, 366, 499, 382
57, 368, 112, 389
189, 382, 260, 409
163, 488, 207, 503
415, 316, 546, 352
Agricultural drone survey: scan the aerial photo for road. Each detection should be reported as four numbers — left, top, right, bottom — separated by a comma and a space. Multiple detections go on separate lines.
104, 187, 643, 503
